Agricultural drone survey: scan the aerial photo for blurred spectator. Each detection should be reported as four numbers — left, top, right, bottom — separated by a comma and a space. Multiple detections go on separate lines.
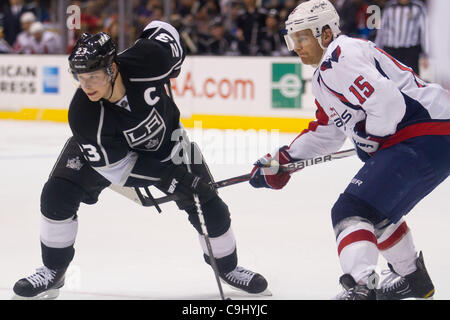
178, 0, 199, 17
27, 0, 50, 22
203, 0, 222, 17
236, 0, 267, 55
257, 8, 289, 56
337, 0, 388, 41
338, 0, 375, 39
0, 0, 418, 58
173, 13, 199, 54
25, 21, 62, 54
198, 16, 248, 55
330, 0, 348, 11
279, 0, 297, 22
2, 0, 36, 46
375, 0, 429, 74
222, 0, 243, 36
150, 5, 165, 21
135, 0, 154, 31
371, 0, 387, 8
195, 2, 215, 35
103, 14, 119, 44
0, 26, 13, 53
135, 0, 165, 31
262, 0, 284, 11
12, 11, 35, 53
81, 0, 103, 33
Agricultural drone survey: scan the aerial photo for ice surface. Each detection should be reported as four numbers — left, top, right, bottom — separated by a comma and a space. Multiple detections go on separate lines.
0, 120, 449, 300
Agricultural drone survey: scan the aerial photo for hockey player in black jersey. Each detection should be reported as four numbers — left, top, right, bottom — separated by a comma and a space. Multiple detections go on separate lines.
12, 21, 269, 299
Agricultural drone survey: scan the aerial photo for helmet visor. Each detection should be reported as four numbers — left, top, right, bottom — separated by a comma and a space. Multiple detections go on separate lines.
284, 31, 317, 51
75, 70, 109, 88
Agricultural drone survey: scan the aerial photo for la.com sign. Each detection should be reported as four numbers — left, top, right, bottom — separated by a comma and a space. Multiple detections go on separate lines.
171, 71, 255, 100
170, 56, 273, 118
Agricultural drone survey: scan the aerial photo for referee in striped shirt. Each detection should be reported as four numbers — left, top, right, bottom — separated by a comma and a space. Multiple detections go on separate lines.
375, 0, 429, 74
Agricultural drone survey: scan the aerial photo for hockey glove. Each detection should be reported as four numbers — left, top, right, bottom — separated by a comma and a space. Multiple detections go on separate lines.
249, 146, 293, 190
351, 120, 385, 162
160, 165, 215, 197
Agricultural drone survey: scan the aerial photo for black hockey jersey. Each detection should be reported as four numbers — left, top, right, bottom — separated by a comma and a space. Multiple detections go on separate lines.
68, 21, 186, 187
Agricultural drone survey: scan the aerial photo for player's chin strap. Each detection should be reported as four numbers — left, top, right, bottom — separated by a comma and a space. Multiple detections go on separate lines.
106, 65, 118, 100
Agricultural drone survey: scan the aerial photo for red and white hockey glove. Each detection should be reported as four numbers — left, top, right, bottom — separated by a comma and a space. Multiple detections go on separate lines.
249, 146, 293, 189
351, 120, 386, 162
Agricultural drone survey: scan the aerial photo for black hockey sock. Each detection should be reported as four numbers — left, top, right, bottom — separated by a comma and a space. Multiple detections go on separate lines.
203, 248, 238, 274
41, 242, 74, 270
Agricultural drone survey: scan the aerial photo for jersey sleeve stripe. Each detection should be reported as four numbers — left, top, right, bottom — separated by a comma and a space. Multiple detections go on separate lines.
97, 102, 110, 166
128, 173, 161, 181
128, 58, 183, 82
144, 26, 161, 40
288, 100, 330, 148
318, 74, 361, 110
374, 46, 426, 88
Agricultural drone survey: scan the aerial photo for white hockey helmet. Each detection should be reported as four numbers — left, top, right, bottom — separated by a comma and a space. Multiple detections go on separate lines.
20, 12, 36, 24
284, 0, 341, 50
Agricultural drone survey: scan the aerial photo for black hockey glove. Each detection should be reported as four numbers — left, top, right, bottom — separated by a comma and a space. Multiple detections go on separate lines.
160, 165, 215, 197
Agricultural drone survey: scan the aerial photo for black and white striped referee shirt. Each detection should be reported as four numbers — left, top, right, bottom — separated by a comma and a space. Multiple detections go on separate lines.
375, 0, 429, 55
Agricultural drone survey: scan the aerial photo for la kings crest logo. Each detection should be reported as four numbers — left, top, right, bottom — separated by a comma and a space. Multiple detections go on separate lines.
123, 108, 166, 151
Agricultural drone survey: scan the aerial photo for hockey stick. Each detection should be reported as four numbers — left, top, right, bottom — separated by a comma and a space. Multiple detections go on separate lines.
168, 81, 227, 300
180, 133, 227, 301
119, 148, 356, 207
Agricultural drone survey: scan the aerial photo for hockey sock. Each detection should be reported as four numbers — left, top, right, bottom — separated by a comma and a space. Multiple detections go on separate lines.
40, 215, 78, 269
377, 219, 417, 276
200, 227, 237, 273
336, 219, 378, 284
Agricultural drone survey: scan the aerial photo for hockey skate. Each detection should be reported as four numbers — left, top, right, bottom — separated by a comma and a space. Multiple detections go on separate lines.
377, 251, 435, 300
220, 266, 271, 296
335, 272, 378, 300
12, 266, 66, 300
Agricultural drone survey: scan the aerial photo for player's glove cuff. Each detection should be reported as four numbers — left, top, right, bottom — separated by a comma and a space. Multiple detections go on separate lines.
249, 146, 293, 189
352, 120, 386, 161
160, 165, 215, 196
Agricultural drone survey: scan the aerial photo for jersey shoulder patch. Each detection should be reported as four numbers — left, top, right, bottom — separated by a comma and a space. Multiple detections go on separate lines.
320, 45, 342, 71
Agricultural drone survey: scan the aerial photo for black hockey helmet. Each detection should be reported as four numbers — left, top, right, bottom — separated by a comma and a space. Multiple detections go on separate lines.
68, 32, 117, 79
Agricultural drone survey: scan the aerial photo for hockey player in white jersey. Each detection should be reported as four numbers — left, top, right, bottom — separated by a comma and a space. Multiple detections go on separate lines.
249, 0, 450, 300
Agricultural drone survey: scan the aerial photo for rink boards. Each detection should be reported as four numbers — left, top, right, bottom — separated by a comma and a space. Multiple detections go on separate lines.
0, 55, 315, 132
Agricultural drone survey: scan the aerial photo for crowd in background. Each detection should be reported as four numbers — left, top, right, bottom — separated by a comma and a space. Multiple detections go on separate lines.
0, 0, 427, 58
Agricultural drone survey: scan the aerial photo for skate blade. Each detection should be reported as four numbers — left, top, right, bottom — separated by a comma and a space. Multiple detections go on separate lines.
405, 289, 435, 300
220, 279, 273, 297
11, 289, 60, 300
415, 296, 434, 300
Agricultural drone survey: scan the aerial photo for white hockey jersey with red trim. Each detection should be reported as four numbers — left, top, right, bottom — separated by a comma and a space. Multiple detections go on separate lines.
286, 35, 450, 161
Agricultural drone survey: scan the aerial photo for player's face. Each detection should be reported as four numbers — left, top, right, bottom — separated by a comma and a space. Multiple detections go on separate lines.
77, 70, 111, 101
290, 30, 324, 66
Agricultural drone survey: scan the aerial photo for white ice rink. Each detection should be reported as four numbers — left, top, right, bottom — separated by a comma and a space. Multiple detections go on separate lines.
0, 120, 449, 300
